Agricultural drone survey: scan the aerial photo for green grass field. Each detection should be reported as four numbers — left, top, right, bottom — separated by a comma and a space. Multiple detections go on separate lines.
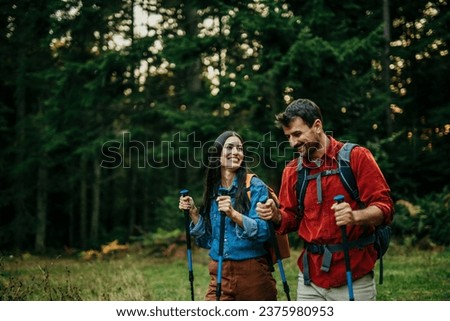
1, 244, 448, 301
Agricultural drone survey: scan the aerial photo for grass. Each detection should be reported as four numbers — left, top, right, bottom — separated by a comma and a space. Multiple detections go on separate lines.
376, 244, 450, 300
1, 245, 448, 301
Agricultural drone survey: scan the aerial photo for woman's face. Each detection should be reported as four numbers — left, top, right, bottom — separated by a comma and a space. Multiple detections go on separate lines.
220, 136, 244, 171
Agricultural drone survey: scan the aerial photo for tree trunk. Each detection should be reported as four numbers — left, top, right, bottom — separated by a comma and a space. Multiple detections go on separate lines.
13, 47, 28, 249
80, 154, 88, 249
35, 160, 48, 253
128, 168, 137, 238
142, 174, 150, 231
90, 157, 101, 245
184, 2, 202, 95
68, 180, 75, 248
382, 0, 393, 135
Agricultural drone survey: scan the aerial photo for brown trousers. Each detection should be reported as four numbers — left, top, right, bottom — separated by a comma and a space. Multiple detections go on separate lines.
205, 256, 277, 301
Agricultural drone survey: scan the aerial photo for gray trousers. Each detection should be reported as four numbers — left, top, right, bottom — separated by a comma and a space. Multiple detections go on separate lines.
297, 271, 376, 301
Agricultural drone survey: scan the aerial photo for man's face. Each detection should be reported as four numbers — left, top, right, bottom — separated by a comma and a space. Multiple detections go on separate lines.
282, 117, 322, 160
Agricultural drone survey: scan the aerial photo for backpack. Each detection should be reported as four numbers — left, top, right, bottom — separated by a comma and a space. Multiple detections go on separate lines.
296, 142, 391, 284
245, 173, 290, 265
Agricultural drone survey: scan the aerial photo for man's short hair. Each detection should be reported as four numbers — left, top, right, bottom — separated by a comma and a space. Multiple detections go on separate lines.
276, 99, 323, 128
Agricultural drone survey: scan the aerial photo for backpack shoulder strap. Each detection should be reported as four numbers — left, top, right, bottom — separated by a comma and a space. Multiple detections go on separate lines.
247, 173, 280, 209
296, 144, 362, 212
296, 157, 309, 214
246, 173, 256, 200
337, 143, 364, 207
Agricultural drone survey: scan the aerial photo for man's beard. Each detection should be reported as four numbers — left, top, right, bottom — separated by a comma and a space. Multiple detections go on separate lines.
297, 141, 322, 162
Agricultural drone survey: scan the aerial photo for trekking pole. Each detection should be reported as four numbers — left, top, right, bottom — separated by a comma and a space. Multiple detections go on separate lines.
216, 187, 228, 301
180, 189, 194, 301
268, 221, 291, 301
334, 194, 355, 301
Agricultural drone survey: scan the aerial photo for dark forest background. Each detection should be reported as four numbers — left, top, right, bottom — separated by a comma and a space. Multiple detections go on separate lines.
1, 0, 449, 253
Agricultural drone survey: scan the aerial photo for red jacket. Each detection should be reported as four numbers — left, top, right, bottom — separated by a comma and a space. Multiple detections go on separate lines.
277, 136, 394, 288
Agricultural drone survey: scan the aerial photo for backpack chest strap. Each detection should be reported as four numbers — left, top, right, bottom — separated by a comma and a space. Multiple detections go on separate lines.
306, 169, 340, 204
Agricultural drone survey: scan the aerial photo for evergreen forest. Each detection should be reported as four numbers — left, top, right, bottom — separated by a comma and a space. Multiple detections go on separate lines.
1, 0, 449, 253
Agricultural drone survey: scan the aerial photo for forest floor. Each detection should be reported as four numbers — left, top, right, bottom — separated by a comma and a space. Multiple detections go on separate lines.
1, 243, 448, 301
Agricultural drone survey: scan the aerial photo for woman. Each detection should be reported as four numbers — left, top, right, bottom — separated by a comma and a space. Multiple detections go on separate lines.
179, 131, 277, 300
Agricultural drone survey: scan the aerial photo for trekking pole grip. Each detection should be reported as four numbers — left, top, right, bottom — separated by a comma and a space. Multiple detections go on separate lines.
180, 189, 191, 237
217, 187, 229, 202
180, 189, 190, 213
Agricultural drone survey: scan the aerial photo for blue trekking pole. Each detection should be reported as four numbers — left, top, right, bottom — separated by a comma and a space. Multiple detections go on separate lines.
268, 221, 291, 301
216, 187, 228, 301
180, 189, 194, 301
334, 194, 355, 301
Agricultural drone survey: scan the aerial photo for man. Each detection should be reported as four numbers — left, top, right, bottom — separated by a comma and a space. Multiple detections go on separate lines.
257, 98, 394, 300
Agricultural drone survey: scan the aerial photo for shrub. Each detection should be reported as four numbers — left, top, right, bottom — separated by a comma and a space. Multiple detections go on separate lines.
392, 186, 450, 247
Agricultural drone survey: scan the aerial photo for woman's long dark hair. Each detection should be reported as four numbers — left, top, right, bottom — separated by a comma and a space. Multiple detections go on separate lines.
199, 131, 250, 227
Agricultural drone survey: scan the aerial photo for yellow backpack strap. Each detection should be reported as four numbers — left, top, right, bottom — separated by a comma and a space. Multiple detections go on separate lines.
246, 173, 256, 200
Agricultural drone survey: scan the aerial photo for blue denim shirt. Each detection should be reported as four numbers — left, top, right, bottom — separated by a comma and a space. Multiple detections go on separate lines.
190, 175, 271, 261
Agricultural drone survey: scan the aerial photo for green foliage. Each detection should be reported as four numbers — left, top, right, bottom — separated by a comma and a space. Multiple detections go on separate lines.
0, 0, 448, 252
133, 228, 184, 251
392, 187, 450, 247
